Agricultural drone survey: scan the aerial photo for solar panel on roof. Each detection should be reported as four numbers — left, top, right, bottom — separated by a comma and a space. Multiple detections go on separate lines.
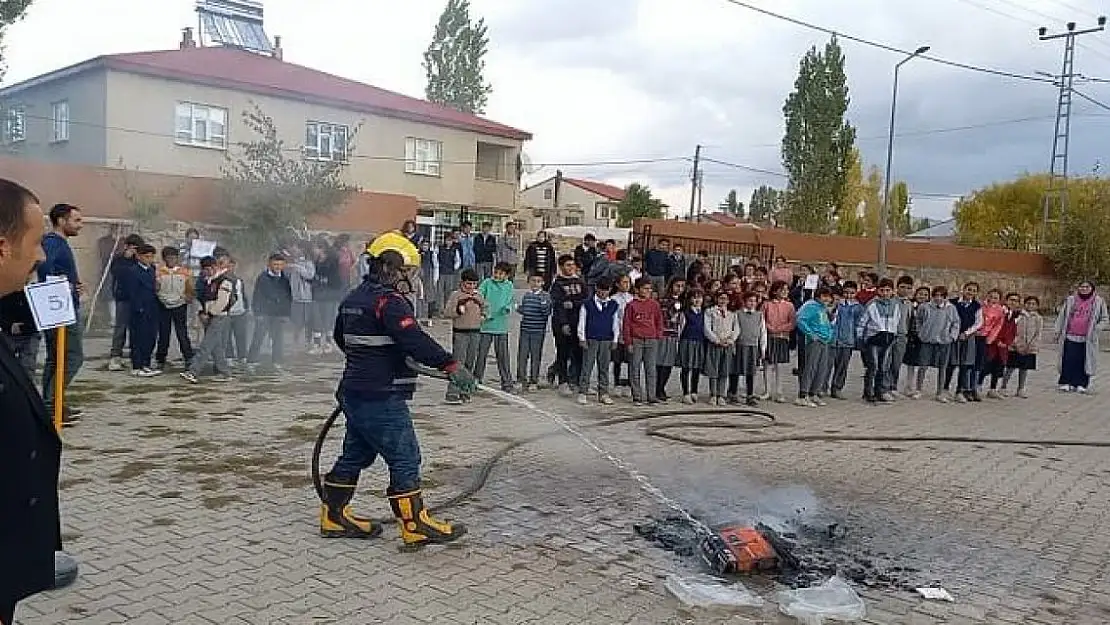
196, 0, 273, 53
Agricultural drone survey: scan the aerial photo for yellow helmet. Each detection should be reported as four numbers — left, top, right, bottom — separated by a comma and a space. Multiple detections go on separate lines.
366, 230, 420, 267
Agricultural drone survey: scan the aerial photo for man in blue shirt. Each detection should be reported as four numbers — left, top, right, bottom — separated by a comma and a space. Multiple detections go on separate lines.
38, 203, 85, 424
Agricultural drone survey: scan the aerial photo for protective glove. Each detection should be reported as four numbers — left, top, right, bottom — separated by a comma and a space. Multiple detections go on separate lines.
444, 361, 478, 394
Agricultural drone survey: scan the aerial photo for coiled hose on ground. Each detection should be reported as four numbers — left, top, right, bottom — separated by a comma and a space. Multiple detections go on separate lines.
312, 368, 1110, 524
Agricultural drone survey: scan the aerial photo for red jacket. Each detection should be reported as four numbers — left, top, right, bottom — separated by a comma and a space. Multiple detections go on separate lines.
622, 297, 664, 345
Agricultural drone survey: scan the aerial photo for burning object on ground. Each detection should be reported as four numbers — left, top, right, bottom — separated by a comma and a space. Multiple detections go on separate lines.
700, 525, 781, 574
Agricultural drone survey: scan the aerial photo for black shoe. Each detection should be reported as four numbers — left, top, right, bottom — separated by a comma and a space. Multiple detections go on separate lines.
970, 392, 983, 402
745, 396, 759, 407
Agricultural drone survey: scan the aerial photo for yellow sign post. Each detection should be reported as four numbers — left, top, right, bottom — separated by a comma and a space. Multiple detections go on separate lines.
53, 325, 66, 434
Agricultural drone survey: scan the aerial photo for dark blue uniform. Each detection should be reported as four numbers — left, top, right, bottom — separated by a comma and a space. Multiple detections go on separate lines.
330, 277, 456, 493
123, 263, 159, 370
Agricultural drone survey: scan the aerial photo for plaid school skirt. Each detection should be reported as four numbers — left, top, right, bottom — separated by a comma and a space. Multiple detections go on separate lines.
765, 336, 791, 365
677, 339, 705, 370
657, 336, 679, 367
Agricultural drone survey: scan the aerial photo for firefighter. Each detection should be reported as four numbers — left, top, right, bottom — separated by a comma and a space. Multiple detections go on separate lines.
320, 231, 477, 546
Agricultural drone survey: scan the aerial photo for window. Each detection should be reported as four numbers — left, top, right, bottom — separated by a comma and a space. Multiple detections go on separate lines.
305, 121, 349, 162
4, 105, 25, 143
541, 214, 552, 230
564, 215, 581, 226
543, 188, 553, 200
595, 202, 614, 221
51, 100, 70, 143
175, 102, 227, 149
405, 137, 443, 176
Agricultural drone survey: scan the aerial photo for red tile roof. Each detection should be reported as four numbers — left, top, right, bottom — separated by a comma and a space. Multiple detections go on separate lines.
14, 46, 531, 141
702, 212, 746, 226
564, 178, 626, 201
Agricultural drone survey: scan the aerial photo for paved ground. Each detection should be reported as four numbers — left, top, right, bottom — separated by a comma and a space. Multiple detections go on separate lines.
16, 321, 1110, 625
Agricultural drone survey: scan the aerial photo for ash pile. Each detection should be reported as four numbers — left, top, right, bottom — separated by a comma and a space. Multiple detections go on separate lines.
634, 515, 923, 592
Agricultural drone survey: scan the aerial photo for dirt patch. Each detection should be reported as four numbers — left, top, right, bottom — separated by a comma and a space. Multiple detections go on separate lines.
280, 424, 319, 442
137, 425, 196, 439
110, 461, 158, 482
98, 447, 136, 455
241, 394, 273, 403
113, 384, 167, 396
202, 495, 243, 510
294, 412, 328, 421
66, 391, 108, 405
198, 477, 222, 492
158, 491, 183, 499
59, 477, 93, 490
162, 406, 199, 420
275, 474, 313, 489
69, 381, 116, 392
486, 435, 518, 443
151, 517, 177, 527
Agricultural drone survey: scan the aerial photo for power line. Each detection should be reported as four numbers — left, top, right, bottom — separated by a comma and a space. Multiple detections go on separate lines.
1073, 88, 1110, 113
718, 0, 1055, 83
951, 0, 1110, 63
700, 156, 787, 177
2, 109, 689, 169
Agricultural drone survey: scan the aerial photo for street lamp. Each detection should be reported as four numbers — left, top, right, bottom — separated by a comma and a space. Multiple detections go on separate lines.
878, 45, 930, 276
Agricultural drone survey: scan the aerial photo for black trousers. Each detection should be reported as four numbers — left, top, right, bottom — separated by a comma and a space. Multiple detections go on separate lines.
156, 304, 194, 365
552, 328, 583, 387
2, 599, 16, 625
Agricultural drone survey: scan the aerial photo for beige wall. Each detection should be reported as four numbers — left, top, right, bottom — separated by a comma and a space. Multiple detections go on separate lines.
101, 70, 522, 211
519, 180, 617, 229
1, 68, 108, 165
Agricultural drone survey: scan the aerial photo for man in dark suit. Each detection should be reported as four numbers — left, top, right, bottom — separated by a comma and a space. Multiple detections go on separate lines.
0, 178, 61, 625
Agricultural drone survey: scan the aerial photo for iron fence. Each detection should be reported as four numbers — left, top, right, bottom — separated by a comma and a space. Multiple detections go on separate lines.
629, 224, 775, 277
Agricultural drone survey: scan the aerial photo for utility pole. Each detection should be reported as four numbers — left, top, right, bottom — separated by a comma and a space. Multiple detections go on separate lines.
1038, 17, 1106, 249
688, 145, 701, 222
696, 170, 704, 221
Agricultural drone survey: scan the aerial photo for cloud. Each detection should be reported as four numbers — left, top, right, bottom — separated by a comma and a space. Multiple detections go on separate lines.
4, 0, 1110, 223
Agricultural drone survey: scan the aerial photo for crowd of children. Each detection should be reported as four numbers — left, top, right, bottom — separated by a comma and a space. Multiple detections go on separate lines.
104, 233, 358, 382
439, 248, 1059, 408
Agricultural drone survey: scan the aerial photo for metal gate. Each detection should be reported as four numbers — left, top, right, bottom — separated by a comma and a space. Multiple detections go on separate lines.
629, 224, 775, 277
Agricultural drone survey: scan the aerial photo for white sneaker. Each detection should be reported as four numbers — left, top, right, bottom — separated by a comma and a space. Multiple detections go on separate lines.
690, 393, 699, 403
576, 393, 588, 405
180, 371, 199, 384
908, 391, 922, 400
308, 345, 323, 356
986, 389, 1003, 399
526, 383, 538, 393
954, 393, 968, 403
758, 392, 772, 401
812, 397, 828, 407
793, 397, 811, 407
682, 394, 694, 405
1059, 385, 1073, 393
1077, 386, 1089, 394
1017, 389, 1029, 398
599, 394, 614, 405
935, 394, 950, 403
558, 383, 572, 397
108, 357, 124, 372
890, 390, 904, 399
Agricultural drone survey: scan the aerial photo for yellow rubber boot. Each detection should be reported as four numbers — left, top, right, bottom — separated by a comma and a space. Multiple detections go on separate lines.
388, 489, 467, 546
319, 473, 382, 539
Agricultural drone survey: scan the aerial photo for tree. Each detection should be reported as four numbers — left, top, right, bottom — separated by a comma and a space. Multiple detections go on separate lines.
909, 216, 934, 234
835, 147, 865, 236
1054, 179, 1110, 283
780, 36, 857, 233
0, 0, 33, 81
953, 172, 1110, 280
953, 174, 1046, 250
222, 103, 358, 256
861, 166, 883, 236
616, 183, 665, 227
748, 185, 784, 225
423, 0, 492, 115
112, 161, 181, 235
719, 189, 744, 217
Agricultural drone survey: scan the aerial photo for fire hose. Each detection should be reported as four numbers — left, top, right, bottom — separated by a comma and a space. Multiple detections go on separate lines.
311, 367, 1110, 524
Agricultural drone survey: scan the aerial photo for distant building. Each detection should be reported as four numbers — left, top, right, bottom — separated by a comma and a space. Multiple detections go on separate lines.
906, 218, 956, 243
519, 176, 626, 230
0, 27, 531, 242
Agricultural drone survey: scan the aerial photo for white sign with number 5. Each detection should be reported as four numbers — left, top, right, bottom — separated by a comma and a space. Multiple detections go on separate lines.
25, 276, 77, 331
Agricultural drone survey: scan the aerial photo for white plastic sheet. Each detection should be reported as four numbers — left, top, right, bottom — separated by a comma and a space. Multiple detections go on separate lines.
776, 575, 866, 624
664, 574, 764, 609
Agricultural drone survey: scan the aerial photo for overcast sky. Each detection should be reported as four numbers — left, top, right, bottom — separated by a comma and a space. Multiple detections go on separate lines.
5, 0, 1110, 221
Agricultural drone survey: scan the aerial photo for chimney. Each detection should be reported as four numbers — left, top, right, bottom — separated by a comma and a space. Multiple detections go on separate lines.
180, 27, 196, 50
272, 35, 283, 60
